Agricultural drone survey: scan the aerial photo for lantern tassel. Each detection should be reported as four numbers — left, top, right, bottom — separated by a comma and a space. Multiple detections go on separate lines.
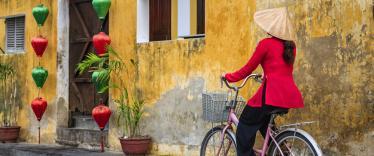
101, 130, 104, 152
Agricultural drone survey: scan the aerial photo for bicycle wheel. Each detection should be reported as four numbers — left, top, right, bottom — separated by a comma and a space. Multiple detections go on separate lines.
200, 126, 237, 156
268, 130, 321, 156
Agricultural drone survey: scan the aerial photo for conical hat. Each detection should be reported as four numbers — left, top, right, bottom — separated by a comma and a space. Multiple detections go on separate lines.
254, 7, 295, 41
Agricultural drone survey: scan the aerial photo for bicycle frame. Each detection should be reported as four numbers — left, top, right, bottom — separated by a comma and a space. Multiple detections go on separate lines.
218, 74, 289, 156
218, 107, 288, 156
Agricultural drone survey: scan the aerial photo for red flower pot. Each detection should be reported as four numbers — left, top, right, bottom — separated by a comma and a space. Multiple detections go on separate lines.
119, 136, 152, 155
93, 32, 111, 56
0, 126, 20, 143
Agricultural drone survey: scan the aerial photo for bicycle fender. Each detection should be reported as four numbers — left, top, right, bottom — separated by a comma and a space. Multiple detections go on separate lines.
214, 125, 237, 145
276, 128, 323, 156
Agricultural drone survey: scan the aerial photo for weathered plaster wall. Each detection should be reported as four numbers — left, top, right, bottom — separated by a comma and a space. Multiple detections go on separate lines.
110, 0, 373, 155
0, 0, 58, 144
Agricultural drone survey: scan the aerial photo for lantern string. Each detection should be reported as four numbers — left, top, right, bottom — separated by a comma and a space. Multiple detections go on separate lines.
37, 89, 40, 98
38, 122, 40, 144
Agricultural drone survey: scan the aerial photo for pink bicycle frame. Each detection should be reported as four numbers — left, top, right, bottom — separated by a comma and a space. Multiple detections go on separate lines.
219, 109, 286, 156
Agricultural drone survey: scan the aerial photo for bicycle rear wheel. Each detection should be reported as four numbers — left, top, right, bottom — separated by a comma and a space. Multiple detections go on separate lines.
200, 126, 237, 156
268, 130, 321, 156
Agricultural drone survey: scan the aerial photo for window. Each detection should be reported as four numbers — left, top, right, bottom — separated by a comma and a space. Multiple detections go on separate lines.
5, 16, 25, 53
197, 0, 205, 34
149, 0, 171, 41
137, 0, 205, 43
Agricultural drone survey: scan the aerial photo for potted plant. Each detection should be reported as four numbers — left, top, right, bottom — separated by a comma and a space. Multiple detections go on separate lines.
115, 86, 151, 155
0, 62, 20, 143
77, 47, 151, 154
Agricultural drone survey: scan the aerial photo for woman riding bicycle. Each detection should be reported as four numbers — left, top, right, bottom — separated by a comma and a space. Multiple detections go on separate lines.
222, 7, 304, 156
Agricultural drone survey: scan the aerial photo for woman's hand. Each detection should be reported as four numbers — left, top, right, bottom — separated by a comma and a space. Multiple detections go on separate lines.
221, 73, 226, 81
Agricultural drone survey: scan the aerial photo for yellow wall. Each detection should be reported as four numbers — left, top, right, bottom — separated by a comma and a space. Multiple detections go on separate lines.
0, 0, 371, 155
0, 0, 57, 144
190, 0, 197, 35
110, 0, 373, 155
171, 0, 178, 39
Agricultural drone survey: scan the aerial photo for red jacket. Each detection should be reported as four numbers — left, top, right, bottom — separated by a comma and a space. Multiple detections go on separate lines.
225, 37, 304, 108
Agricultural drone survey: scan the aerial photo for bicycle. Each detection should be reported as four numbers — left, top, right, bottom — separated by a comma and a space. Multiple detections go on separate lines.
200, 74, 322, 156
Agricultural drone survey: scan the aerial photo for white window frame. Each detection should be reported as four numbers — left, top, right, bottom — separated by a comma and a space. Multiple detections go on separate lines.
5, 14, 26, 54
137, 0, 202, 43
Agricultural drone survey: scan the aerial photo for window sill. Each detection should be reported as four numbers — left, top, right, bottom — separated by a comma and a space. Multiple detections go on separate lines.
178, 34, 205, 39
137, 35, 205, 45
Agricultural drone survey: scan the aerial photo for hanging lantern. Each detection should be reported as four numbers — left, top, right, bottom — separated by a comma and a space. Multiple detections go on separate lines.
92, 0, 111, 20
31, 97, 48, 121
92, 101, 111, 130
32, 66, 48, 88
32, 4, 49, 27
92, 70, 109, 92
31, 36, 48, 57
93, 32, 111, 56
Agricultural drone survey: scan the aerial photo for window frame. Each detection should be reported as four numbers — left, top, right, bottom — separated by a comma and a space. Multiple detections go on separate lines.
4, 14, 26, 54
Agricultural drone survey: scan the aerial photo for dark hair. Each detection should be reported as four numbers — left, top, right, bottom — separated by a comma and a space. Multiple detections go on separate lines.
282, 40, 295, 64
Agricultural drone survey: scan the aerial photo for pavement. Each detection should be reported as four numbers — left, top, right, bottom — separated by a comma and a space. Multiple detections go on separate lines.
0, 143, 124, 156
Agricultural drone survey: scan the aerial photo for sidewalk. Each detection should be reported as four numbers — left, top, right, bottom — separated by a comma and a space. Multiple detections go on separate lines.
0, 143, 123, 156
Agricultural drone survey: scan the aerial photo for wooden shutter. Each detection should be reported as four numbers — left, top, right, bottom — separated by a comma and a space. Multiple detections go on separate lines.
149, 0, 171, 41
6, 16, 25, 53
197, 0, 205, 34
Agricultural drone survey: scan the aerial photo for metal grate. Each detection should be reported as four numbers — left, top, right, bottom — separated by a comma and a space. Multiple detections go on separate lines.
202, 92, 246, 123
6, 16, 25, 53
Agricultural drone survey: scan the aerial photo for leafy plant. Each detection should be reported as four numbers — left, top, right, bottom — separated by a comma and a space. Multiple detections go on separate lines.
115, 87, 145, 138
0, 62, 18, 127
76, 46, 146, 138
76, 46, 124, 93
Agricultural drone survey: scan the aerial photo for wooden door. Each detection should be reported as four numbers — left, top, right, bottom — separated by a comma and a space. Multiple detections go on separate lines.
149, 0, 171, 41
69, 0, 109, 115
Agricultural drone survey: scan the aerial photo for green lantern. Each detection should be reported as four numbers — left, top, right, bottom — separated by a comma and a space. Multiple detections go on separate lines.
92, 0, 111, 21
91, 70, 108, 93
32, 66, 48, 88
32, 4, 49, 26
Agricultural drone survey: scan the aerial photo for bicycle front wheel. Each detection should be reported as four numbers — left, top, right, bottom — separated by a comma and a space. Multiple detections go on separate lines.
268, 130, 321, 156
200, 126, 237, 156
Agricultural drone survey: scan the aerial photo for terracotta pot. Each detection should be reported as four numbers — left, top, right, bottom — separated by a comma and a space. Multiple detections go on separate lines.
0, 126, 20, 143
119, 136, 152, 155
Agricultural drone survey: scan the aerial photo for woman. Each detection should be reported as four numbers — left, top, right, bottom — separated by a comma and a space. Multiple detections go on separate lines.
223, 7, 304, 156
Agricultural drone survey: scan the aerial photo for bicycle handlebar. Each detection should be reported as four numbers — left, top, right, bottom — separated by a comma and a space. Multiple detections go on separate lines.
221, 74, 263, 91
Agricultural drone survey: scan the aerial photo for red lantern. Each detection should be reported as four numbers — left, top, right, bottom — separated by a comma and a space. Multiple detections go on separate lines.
93, 32, 111, 56
31, 97, 48, 121
92, 102, 111, 130
31, 36, 48, 57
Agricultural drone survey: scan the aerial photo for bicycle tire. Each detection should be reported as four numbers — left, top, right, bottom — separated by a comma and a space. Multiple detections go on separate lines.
268, 130, 321, 156
200, 126, 237, 156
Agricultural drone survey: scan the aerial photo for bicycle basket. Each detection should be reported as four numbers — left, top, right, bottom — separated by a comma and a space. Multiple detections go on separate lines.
202, 92, 247, 122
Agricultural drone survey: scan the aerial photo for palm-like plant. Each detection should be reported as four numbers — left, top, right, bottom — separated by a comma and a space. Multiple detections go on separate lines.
0, 62, 18, 127
76, 46, 124, 93
76, 46, 145, 138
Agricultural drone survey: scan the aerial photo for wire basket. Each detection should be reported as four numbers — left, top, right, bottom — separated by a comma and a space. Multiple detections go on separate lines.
202, 92, 247, 123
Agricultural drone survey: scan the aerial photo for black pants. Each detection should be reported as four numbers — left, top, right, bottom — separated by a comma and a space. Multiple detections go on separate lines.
236, 80, 288, 156
236, 104, 281, 156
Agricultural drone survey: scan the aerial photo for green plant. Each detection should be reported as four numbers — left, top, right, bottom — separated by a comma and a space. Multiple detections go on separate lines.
76, 46, 145, 138
0, 62, 18, 127
115, 87, 145, 138
76, 46, 123, 93
113, 58, 145, 138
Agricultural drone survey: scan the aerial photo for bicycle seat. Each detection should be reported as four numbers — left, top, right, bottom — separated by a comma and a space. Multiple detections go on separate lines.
268, 109, 288, 115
